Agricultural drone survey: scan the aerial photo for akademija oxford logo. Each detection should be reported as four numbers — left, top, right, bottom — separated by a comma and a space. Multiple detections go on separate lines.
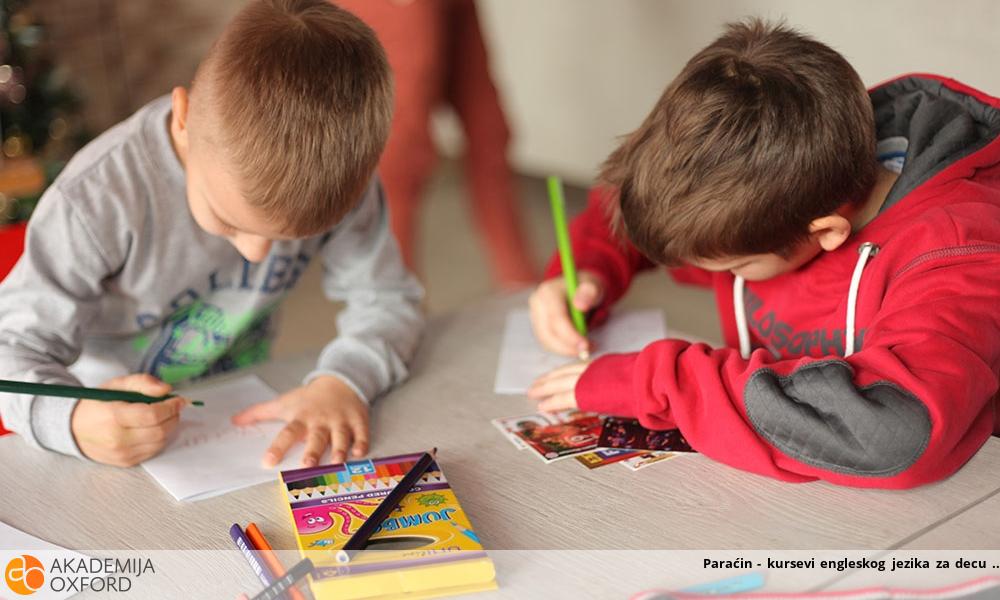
4, 554, 45, 595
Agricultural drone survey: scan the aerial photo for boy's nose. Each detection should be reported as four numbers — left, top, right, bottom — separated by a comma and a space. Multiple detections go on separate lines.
231, 234, 272, 263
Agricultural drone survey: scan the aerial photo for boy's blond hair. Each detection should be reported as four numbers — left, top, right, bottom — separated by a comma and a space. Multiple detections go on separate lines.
194, 0, 392, 235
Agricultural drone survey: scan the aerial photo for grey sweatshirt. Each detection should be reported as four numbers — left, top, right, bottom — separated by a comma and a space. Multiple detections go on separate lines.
0, 96, 424, 457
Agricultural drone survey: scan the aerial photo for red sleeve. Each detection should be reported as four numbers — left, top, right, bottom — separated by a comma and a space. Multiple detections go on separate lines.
576, 250, 1000, 489
543, 187, 655, 324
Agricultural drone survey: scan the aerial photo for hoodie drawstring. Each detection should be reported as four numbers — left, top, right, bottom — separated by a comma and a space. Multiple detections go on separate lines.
733, 241, 879, 360
734, 275, 752, 360
845, 242, 878, 356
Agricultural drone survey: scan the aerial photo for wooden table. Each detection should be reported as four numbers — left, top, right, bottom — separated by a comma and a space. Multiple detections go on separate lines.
2, 293, 998, 598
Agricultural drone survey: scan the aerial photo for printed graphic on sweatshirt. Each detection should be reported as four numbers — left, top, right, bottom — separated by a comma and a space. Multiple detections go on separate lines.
132, 253, 317, 384
743, 288, 865, 358
138, 299, 275, 384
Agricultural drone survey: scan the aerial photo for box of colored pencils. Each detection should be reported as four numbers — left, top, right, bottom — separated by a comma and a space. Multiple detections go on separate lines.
278, 452, 496, 600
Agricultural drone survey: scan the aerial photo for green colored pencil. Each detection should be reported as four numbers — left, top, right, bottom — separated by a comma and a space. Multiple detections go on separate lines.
0, 379, 204, 406
547, 175, 588, 336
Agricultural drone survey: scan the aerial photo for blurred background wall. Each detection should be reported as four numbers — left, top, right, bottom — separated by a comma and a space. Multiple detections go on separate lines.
31, 0, 1000, 185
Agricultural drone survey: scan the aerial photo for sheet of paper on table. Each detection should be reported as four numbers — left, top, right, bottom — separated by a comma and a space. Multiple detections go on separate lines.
141, 375, 297, 502
493, 308, 668, 394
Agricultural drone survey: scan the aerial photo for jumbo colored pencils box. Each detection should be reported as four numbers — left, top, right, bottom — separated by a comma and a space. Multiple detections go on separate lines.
279, 452, 496, 600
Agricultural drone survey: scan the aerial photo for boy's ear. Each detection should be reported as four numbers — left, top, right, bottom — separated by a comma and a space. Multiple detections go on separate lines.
808, 214, 852, 252
170, 86, 190, 154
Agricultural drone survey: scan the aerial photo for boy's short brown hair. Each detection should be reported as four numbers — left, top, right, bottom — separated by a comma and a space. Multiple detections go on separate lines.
601, 18, 876, 265
194, 0, 392, 235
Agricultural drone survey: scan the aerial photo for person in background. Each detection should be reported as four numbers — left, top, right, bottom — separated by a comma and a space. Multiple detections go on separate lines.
339, 0, 538, 288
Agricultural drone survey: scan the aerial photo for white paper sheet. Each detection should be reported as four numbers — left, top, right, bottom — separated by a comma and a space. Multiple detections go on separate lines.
141, 375, 297, 502
0, 521, 87, 599
493, 308, 667, 394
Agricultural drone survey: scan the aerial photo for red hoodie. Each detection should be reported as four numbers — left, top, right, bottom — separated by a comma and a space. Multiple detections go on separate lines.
546, 74, 1000, 489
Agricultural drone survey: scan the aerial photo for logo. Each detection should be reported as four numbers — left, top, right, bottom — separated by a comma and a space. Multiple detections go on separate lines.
417, 493, 446, 507
4, 554, 157, 595
5, 554, 44, 595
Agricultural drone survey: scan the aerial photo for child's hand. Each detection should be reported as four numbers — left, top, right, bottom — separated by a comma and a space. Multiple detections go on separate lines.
232, 375, 369, 468
71, 374, 187, 467
527, 361, 590, 412
528, 270, 605, 357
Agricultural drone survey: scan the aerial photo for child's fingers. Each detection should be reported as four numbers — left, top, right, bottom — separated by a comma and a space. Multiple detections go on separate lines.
301, 426, 331, 468
528, 362, 589, 394
547, 311, 588, 354
101, 373, 173, 396
537, 322, 577, 356
527, 368, 559, 391
113, 397, 185, 428
122, 440, 173, 466
95, 439, 169, 468
536, 361, 589, 381
531, 280, 586, 356
527, 373, 576, 400
528, 361, 589, 400
572, 278, 603, 311
232, 399, 282, 426
538, 393, 576, 413
330, 425, 352, 464
120, 414, 180, 447
529, 279, 564, 311
263, 420, 306, 468
538, 298, 588, 356
349, 418, 369, 458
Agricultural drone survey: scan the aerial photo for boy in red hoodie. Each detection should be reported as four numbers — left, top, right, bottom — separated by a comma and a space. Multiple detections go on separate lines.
527, 19, 1000, 489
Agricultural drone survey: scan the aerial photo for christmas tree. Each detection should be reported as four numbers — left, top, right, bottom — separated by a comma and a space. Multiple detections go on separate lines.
0, 0, 87, 226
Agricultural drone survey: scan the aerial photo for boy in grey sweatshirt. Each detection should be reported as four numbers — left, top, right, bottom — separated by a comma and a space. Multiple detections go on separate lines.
0, 0, 423, 467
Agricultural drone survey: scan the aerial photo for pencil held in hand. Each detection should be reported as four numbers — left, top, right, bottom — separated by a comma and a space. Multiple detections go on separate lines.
0, 378, 204, 406
547, 175, 589, 359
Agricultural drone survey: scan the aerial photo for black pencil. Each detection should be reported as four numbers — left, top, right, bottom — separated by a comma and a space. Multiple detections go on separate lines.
335, 448, 437, 564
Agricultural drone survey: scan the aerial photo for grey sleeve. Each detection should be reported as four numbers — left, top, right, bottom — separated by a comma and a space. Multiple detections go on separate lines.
744, 360, 931, 478
305, 178, 425, 403
0, 188, 114, 457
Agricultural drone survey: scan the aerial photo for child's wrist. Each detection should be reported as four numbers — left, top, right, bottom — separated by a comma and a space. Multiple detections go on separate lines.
307, 375, 362, 404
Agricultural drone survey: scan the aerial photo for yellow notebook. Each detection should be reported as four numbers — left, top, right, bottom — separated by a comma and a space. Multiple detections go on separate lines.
279, 452, 497, 600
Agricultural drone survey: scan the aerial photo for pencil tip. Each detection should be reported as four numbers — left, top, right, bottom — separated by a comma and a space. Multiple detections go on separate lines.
192, 400, 205, 406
